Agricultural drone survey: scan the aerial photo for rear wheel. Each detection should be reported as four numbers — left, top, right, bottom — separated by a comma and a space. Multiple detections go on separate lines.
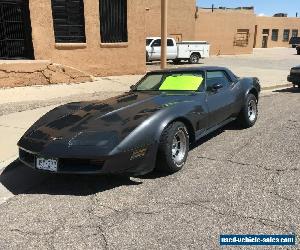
189, 53, 200, 64
237, 94, 258, 128
297, 50, 300, 55
156, 122, 189, 173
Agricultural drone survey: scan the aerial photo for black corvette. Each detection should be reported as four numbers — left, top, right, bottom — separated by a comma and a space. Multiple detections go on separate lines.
18, 67, 260, 176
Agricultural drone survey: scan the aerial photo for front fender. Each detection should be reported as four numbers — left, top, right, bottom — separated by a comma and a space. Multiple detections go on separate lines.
110, 102, 198, 155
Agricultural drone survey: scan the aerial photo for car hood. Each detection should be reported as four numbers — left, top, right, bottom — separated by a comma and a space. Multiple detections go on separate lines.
18, 91, 195, 153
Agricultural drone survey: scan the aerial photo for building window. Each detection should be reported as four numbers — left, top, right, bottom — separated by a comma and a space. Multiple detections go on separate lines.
262, 29, 270, 35
51, 0, 86, 43
233, 29, 249, 47
292, 29, 298, 37
283, 29, 290, 42
99, 0, 128, 43
271, 29, 279, 41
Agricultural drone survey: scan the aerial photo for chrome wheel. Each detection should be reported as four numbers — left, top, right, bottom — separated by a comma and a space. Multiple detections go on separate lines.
190, 54, 200, 64
171, 129, 187, 166
248, 99, 257, 122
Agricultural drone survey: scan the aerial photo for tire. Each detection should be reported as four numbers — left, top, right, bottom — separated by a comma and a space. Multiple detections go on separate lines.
237, 94, 258, 128
297, 50, 300, 55
189, 53, 200, 64
156, 122, 189, 173
173, 59, 181, 64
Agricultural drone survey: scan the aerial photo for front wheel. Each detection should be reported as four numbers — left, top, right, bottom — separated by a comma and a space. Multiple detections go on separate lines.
237, 94, 258, 128
156, 122, 189, 173
173, 59, 181, 64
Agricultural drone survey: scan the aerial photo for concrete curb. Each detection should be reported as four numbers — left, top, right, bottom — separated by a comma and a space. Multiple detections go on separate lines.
261, 83, 293, 91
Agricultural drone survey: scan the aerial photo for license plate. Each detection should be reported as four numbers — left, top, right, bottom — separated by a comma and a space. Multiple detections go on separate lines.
36, 157, 58, 172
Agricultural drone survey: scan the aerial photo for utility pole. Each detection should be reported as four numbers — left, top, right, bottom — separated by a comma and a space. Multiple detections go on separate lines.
161, 0, 167, 69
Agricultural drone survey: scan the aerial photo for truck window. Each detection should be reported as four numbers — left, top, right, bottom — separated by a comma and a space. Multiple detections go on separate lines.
146, 39, 153, 46
152, 39, 161, 47
167, 39, 174, 46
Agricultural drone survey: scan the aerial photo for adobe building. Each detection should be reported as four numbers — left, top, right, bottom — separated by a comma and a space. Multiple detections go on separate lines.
145, 0, 196, 42
194, 7, 256, 55
145, 3, 300, 55
0, 0, 146, 87
1, 0, 300, 88
254, 16, 300, 48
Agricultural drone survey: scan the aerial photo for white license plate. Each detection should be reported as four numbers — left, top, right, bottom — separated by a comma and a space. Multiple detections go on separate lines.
36, 158, 58, 172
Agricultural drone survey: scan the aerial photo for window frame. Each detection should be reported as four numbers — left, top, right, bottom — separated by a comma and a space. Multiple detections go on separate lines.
283, 29, 290, 42
152, 39, 161, 47
134, 71, 206, 92
99, 0, 128, 44
51, 0, 86, 43
205, 70, 232, 91
271, 29, 279, 41
292, 29, 298, 38
167, 39, 174, 46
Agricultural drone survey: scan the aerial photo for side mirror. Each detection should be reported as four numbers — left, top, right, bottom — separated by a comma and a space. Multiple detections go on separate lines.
212, 83, 223, 91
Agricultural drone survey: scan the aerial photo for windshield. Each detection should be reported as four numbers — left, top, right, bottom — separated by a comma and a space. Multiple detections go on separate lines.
134, 72, 205, 92
146, 39, 154, 46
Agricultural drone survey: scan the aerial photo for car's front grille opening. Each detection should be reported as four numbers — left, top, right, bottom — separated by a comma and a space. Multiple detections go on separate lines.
19, 149, 35, 165
59, 158, 105, 172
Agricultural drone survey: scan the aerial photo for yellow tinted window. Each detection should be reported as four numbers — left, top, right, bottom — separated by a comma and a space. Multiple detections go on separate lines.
159, 75, 203, 91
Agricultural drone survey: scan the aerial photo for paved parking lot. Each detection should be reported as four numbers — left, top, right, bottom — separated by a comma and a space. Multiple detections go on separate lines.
0, 88, 299, 249
0, 47, 299, 249
148, 48, 299, 88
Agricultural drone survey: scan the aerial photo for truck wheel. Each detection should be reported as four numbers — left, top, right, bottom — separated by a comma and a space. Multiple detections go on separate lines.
173, 59, 181, 64
189, 53, 200, 64
237, 94, 258, 128
156, 122, 189, 173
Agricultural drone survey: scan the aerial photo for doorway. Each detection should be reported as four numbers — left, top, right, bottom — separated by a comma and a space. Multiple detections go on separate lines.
262, 35, 268, 48
0, 0, 34, 59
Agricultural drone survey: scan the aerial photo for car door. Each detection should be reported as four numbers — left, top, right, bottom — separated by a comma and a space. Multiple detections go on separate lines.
167, 39, 177, 59
205, 70, 235, 128
150, 39, 161, 60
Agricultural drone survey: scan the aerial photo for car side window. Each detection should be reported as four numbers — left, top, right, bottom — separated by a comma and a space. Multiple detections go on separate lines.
152, 39, 161, 47
167, 39, 174, 46
206, 71, 230, 90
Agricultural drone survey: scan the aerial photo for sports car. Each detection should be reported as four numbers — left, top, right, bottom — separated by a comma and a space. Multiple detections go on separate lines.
18, 67, 260, 176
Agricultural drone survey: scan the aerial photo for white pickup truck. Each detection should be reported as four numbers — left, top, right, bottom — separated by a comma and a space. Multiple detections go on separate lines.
146, 37, 210, 64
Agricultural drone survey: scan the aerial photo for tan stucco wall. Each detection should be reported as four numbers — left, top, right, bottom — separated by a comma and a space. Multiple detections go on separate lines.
0, 61, 93, 88
255, 16, 300, 48
195, 10, 256, 55
145, 0, 196, 41
29, 0, 146, 76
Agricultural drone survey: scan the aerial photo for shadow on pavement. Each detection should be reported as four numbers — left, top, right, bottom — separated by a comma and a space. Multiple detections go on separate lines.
0, 160, 142, 197
191, 121, 242, 150
273, 87, 300, 93
0, 122, 242, 195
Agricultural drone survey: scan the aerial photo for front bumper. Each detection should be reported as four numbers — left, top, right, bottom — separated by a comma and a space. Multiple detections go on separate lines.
19, 144, 157, 176
287, 74, 300, 84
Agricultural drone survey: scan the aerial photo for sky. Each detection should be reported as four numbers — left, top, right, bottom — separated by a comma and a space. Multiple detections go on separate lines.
196, 0, 299, 17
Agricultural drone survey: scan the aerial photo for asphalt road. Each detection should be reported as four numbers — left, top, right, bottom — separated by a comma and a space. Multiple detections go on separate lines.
0, 88, 299, 249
